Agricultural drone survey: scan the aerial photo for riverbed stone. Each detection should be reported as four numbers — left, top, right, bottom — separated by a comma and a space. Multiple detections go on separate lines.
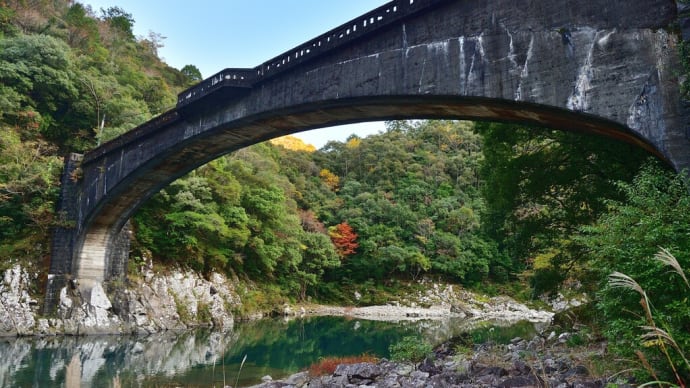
284, 371, 309, 386
334, 362, 383, 380
264, 325, 615, 388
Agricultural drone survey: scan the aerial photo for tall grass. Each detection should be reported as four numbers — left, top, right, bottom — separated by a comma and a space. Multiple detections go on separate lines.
608, 248, 690, 387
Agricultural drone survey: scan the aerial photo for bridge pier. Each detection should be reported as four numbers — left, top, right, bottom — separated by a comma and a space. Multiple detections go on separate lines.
45, 154, 131, 315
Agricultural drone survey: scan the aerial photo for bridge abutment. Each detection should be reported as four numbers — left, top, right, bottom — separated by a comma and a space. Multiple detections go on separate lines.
45, 154, 131, 314
45, 154, 82, 314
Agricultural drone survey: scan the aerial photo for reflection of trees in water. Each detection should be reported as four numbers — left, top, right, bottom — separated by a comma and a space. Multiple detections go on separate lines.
0, 317, 537, 386
224, 316, 409, 371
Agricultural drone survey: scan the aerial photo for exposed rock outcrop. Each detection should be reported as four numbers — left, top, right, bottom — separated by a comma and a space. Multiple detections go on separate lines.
296, 282, 554, 326
0, 265, 239, 336
108, 268, 239, 334
1, 265, 554, 337
0, 265, 38, 336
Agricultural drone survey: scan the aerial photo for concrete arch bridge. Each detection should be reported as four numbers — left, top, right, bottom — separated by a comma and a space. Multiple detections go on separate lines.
46, 0, 690, 310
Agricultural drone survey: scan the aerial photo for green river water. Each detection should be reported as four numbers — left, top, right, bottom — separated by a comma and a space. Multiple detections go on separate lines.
1, 316, 538, 387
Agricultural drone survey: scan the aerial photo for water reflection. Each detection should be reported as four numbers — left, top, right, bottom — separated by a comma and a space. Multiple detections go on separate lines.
1, 330, 236, 387
0, 316, 539, 387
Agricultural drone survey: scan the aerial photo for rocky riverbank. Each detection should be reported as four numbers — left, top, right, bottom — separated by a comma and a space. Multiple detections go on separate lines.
0, 264, 240, 336
249, 329, 625, 388
1, 264, 553, 336
298, 296, 552, 324
283, 279, 554, 326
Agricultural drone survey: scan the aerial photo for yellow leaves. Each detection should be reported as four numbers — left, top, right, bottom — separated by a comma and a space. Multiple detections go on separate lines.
270, 135, 316, 152
346, 137, 361, 149
319, 168, 340, 192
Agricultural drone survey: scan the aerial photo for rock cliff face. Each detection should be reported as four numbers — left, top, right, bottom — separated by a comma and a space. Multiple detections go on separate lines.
0, 265, 38, 335
0, 265, 239, 336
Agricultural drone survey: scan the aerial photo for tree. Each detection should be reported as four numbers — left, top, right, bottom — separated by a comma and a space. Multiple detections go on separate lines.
0, 34, 78, 141
581, 162, 690, 382
0, 127, 61, 255
64, 3, 101, 52
313, 120, 497, 284
296, 232, 340, 300
181, 64, 203, 82
0, 0, 193, 264
319, 169, 340, 192
329, 222, 358, 258
101, 6, 135, 40
0, 6, 16, 37
141, 31, 165, 57
477, 121, 649, 292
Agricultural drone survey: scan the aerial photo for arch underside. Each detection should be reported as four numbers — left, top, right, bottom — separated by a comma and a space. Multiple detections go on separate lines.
75, 95, 665, 282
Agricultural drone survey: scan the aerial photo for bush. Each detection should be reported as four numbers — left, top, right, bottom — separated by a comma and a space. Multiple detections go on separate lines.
389, 336, 433, 364
197, 301, 212, 324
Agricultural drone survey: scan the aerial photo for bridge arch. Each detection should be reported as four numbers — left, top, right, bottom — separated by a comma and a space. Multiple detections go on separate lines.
47, 0, 689, 309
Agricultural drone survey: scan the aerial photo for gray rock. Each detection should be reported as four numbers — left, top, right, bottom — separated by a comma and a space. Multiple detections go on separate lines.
498, 375, 542, 387
284, 371, 309, 387
0, 265, 38, 336
334, 362, 382, 380
558, 332, 572, 343
0, 265, 240, 336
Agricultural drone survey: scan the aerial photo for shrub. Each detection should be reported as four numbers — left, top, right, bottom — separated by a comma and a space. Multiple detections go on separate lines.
170, 291, 191, 323
197, 301, 212, 324
389, 336, 433, 364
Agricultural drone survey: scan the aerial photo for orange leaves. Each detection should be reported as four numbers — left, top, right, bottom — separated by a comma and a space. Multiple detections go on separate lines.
328, 221, 358, 258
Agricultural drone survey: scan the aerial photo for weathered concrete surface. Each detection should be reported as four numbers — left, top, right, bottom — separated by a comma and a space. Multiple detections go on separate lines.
48, 0, 688, 307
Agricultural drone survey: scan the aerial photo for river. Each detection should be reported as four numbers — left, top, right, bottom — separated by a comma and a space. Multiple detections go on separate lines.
0, 316, 539, 387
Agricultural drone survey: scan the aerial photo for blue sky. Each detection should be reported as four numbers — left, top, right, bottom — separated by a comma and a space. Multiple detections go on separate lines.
81, 0, 390, 148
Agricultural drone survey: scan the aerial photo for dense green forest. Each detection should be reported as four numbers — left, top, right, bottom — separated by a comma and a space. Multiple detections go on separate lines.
0, 0, 688, 381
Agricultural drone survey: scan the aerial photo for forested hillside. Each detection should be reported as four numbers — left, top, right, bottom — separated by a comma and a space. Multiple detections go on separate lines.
0, 0, 196, 261
1, 1, 689, 381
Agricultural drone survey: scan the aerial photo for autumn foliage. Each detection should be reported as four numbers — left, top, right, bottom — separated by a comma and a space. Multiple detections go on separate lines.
319, 168, 340, 192
308, 354, 378, 376
329, 222, 359, 258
